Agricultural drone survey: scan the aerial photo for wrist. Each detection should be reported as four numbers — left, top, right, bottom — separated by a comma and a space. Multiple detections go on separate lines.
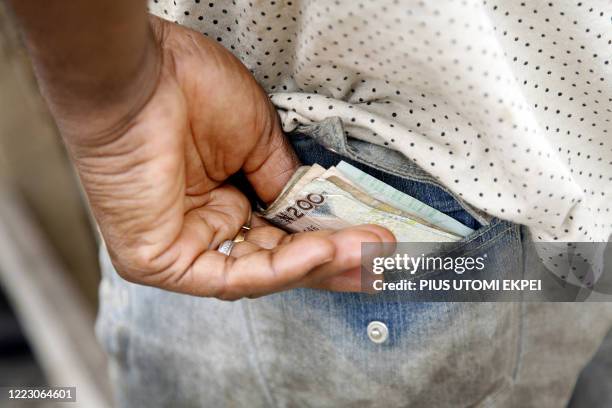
38, 19, 164, 148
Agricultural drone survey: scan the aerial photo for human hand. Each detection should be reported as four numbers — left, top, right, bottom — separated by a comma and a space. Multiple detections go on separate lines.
59, 17, 395, 299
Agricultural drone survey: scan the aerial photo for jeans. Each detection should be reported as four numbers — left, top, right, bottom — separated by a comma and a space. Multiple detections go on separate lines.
96, 118, 612, 407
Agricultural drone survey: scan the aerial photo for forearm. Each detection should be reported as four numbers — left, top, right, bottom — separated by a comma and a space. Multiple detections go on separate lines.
6, 0, 160, 141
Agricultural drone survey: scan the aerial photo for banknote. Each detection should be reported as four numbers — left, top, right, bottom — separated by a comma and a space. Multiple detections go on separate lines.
260, 161, 472, 242
335, 161, 474, 237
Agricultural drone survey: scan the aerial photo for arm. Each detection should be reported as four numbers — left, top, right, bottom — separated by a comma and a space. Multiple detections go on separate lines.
6, 0, 158, 140
6, 2, 394, 297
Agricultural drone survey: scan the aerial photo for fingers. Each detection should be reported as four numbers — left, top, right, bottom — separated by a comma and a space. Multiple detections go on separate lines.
113, 184, 251, 283
188, 185, 251, 249
195, 224, 395, 298
287, 225, 394, 284
284, 225, 395, 292
118, 182, 395, 298
230, 227, 284, 256
183, 233, 336, 299
243, 108, 301, 204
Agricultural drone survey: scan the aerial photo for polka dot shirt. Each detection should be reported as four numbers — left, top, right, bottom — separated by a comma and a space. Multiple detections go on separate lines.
149, 0, 611, 243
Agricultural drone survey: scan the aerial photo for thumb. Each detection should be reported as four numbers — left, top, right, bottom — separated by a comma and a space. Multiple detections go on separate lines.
243, 108, 301, 204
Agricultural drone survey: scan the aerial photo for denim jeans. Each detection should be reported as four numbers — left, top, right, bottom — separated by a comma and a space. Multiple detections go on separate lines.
96, 118, 612, 407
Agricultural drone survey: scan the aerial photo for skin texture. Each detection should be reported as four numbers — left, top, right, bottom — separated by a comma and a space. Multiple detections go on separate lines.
9, 4, 395, 298
7, 0, 157, 134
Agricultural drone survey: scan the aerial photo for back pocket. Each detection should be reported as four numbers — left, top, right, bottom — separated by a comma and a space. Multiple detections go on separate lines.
239, 121, 524, 407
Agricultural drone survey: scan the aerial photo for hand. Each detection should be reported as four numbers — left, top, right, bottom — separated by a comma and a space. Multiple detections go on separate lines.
61, 17, 395, 299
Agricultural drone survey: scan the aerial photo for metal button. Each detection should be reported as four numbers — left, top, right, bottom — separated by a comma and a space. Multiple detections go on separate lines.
367, 321, 389, 344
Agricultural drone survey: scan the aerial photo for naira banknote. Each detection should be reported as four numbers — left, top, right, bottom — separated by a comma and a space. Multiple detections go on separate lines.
261, 161, 473, 242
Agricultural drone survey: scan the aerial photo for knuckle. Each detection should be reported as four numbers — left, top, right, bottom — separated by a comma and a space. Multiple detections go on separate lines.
109, 258, 145, 284
130, 246, 163, 274
109, 244, 170, 284
212, 260, 243, 301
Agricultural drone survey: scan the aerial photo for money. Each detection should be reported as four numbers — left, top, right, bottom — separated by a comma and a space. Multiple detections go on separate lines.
335, 161, 474, 237
261, 161, 472, 242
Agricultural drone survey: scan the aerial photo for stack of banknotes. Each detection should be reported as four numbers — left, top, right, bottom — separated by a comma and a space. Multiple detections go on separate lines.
261, 161, 474, 242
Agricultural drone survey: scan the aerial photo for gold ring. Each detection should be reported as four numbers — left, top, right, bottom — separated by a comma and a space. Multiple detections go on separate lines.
233, 210, 252, 243
233, 225, 250, 243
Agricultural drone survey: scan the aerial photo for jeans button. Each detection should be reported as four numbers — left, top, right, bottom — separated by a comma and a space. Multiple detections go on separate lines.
367, 321, 389, 344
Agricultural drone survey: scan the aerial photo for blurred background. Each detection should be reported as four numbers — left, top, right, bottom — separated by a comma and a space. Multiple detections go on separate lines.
0, 2, 610, 408
0, 2, 111, 407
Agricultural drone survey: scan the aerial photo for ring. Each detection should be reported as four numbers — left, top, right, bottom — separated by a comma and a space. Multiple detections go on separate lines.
233, 225, 251, 243
218, 240, 236, 256
217, 214, 252, 256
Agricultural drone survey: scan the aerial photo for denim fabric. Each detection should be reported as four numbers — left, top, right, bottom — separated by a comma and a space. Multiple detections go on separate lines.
569, 328, 612, 408
96, 119, 612, 408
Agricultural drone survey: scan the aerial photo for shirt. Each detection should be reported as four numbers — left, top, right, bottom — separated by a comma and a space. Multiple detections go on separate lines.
149, 0, 612, 243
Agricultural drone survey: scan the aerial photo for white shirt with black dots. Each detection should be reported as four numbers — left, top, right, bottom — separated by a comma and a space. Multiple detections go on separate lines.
149, 0, 612, 243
